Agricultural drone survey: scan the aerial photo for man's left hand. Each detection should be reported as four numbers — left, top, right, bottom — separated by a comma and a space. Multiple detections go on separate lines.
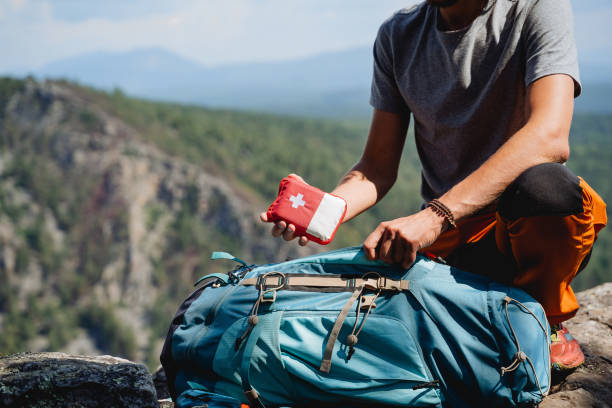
363, 207, 446, 269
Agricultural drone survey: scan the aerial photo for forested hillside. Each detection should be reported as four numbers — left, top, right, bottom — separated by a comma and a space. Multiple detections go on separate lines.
0, 78, 609, 369
79, 79, 612, 290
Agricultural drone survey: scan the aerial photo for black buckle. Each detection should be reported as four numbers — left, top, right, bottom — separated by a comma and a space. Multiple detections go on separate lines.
229, 264, 255, 284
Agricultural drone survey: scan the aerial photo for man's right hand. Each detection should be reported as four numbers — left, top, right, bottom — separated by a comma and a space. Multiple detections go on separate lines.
259, 212, 309, 246
260, 173, 309, 246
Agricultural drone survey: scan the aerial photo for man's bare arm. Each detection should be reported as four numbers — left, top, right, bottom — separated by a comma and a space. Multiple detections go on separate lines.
440, 74, 574, 219
364, 74, 575, 267
260, 109, 409, 244
331, 109, 409, 221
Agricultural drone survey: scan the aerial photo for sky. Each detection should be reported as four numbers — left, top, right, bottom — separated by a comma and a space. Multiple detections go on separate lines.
1, 0, 611, 72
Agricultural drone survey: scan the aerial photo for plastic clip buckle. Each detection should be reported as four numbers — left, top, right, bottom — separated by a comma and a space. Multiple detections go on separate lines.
261, 290, 277, 303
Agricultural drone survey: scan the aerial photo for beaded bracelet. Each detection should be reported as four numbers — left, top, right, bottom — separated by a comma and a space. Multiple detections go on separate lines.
426, 199, 457, 230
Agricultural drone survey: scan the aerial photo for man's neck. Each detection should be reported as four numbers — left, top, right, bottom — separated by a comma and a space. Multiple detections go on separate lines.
438, 0, 486, 31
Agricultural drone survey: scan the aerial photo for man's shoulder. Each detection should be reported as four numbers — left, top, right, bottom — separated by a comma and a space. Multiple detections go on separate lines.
378, 2, 429, 38
379, 0, 545, 33
394, 2, 424, 18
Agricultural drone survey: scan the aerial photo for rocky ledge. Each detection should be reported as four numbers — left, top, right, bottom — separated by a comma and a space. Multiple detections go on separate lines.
541, 282, 612, 408
0, 353, 157, 407
1, 283, 610, 407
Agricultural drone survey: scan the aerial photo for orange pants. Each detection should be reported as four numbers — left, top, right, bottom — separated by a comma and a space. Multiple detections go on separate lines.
422, 174, 607, 325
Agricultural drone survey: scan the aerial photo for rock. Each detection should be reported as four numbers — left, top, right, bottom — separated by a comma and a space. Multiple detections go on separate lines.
543, 388, 604, 408
541, 282, 612, 408
0, 352, 158, 407
152, 366, 170, 400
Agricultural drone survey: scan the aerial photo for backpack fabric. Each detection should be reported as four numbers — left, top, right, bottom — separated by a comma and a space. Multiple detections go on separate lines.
161, 246, 551, 407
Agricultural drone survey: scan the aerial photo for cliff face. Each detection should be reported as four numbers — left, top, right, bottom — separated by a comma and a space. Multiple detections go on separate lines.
0, 80, 310, 366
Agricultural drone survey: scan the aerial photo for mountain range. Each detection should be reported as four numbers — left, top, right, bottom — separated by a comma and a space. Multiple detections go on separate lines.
32, 47, 373, 118
18, 47, 612, 118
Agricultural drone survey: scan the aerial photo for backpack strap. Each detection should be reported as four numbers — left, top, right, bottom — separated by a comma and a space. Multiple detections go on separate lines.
194, 252, 255, 287
193, 272, 232, 287
319, 284, 365, 373
211, 251, 249, 266
499, 296, 550, 398
318, 271, 403, 373
241, 273, 409, 292
240, 272, 410, 376
240, 314, 268, 408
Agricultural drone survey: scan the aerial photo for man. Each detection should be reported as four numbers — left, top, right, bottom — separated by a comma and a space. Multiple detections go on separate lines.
261, 0, 607, 370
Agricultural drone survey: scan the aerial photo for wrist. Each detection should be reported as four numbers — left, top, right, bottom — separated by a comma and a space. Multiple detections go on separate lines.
425, 199, 457, 232
423, 206, 447, 232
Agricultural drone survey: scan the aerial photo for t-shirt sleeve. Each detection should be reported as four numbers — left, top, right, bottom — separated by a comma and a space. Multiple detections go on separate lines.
523, 0, 581, 97
369, 22, 410, 114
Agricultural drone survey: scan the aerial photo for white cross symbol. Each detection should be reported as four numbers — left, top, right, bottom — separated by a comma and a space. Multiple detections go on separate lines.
289, 193, 306, 209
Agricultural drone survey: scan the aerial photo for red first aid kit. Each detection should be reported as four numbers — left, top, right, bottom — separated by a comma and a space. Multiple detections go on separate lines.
266, 175, 347, 245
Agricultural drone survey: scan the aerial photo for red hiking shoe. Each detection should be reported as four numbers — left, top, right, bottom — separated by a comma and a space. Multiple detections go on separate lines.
550, 323, 585, 371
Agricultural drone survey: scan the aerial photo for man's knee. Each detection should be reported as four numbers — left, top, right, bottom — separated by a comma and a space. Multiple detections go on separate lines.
498, 163, 583, 221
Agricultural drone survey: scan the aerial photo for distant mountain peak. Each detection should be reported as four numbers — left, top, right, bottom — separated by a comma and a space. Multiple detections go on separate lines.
26, 45, 612, 117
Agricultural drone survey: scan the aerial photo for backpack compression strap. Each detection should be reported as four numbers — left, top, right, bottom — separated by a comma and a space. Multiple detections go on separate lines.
320, 283, 365, 373
241, 272, 410, 373
241, 274, 409, 292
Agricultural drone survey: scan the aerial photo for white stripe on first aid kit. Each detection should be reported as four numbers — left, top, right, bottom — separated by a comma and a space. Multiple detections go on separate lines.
306, 193, 346, 241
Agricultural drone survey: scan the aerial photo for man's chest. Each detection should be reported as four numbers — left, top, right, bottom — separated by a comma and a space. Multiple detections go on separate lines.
392, 8, 527, 127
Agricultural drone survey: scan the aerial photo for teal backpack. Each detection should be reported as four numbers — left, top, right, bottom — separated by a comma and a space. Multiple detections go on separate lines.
161, 246, 551, 407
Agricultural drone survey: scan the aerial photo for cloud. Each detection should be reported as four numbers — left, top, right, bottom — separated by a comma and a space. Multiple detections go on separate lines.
48, 0, 178, 22
0, 0, 412, 72
0, 0, 608, 74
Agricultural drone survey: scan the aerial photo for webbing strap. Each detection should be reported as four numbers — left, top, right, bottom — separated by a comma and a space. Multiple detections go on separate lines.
319, 285, 364, 373
500, 296, 550, 398
210, 251, 248, 266
193, 272, 231, 287
240, 321, 266, 408
241, 274, 409, 292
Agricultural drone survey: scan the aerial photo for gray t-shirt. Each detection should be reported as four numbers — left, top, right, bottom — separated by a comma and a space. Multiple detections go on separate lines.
370, 0, 580, 202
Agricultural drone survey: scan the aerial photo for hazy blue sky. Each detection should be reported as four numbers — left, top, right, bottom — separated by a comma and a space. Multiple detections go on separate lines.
1, 0, 611, 72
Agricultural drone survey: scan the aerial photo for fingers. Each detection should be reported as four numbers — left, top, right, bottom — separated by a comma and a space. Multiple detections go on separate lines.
268, 219, 304, 243
380, 230, 416, 268
401, 254, 416, 270
378, 230, 395, 264
364, 221, 417, 268
363, 224, 386, 260
288, 173, 305, 183
282, 224, 297, 241
392, 236, 404, 265
261, 173, 308, 246
271, 220, 286, 237
261, 212, 287, 238
401, 243, 417, 270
